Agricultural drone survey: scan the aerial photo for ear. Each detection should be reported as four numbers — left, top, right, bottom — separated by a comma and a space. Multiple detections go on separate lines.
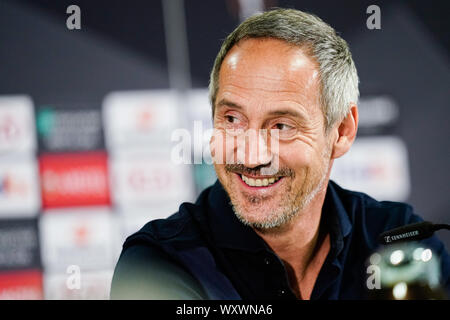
330, 103, 358, 159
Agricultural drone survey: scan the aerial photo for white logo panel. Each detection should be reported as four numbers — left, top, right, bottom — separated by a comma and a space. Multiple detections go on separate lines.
331, 136, 410, 201
44, 270, 113, 300
0, 95, 36, 154
102, 90, 180, 150
39, 208, 118, 273
110, 151, 194, 214
0, 155, 40, 217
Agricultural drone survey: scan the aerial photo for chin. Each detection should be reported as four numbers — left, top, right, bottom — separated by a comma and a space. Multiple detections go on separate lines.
238, 205, 272, 224
231, 195, 298, 229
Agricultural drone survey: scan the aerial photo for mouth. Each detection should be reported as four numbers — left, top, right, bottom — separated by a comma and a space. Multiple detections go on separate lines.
236, 173, 284, 188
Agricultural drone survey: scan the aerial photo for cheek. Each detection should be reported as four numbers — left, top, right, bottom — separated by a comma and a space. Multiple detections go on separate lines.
210, 130, 235, 165
213, 163, 229, 187
279, 144, 313, 170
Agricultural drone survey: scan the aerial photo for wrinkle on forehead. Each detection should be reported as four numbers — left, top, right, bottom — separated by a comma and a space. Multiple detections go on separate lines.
223, 40, 319, 85
219, 38, 323, 116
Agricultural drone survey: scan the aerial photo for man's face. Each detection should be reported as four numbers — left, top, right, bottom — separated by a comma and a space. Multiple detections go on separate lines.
212, 38, 333, 230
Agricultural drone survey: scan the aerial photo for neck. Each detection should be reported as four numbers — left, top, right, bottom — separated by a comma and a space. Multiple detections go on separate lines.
254, 182, 327, 264
253, 179, 330, 298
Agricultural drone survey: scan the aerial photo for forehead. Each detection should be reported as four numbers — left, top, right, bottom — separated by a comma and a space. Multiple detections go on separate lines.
217, 38, 321, 114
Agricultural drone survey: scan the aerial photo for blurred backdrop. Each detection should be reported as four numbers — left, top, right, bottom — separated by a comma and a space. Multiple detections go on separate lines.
0, 0, 448, 299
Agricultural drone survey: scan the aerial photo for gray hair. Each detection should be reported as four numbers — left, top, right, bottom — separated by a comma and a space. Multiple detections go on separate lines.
209, 8, 359, 129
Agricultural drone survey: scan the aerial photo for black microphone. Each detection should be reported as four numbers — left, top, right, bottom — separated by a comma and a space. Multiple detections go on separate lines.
378, 221, 450, 245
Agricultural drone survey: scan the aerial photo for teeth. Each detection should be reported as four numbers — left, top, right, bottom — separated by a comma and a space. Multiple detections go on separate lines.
241, 175, 281, 187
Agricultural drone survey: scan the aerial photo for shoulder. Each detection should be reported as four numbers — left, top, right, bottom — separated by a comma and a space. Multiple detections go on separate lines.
111, 195, 212, 299
110, 242, 207, 299
331, 181, 420, 230
123, 201, 208, 252
329, 181, 426, 252
123, 184, 214, 250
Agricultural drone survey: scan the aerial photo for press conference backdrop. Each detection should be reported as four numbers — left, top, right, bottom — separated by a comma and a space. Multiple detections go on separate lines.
0, 0, 448, 299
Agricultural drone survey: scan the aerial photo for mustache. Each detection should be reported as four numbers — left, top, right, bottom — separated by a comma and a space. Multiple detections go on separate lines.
225, 164, 294, 178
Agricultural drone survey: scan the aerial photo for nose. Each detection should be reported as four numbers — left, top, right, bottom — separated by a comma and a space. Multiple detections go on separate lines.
236, 129, 273, 168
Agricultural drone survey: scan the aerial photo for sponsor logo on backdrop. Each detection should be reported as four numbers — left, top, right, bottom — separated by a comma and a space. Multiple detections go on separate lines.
0, 173, 29, 197
331, 136, 410, 201
0, 157, 40, 216
73, 223, 90, 247
0, 270, 43, 299
0, 95, 36, 153
39, 208, 118, 273
0, 220, 41, 271
39, 152, 110, 208
36, 105, 104, 152
0, 115, 20, 145
102, 90, 180, 150
110, 152, 194, 213
136, 109, 154, 131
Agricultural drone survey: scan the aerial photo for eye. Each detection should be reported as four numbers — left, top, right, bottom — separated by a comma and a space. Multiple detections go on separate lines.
274, 123, 294, 131
225, 115, 240, 124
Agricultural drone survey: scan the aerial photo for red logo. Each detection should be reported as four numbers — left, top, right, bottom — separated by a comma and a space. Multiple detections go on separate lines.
0, 173, 29, 197
73, 223, 89, 247
0, 270, 43, 299
136, 108, 154, 131
39, 152, 111, 208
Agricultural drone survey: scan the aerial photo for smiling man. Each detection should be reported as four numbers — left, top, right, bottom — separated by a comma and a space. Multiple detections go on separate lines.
111, 9, 449, 300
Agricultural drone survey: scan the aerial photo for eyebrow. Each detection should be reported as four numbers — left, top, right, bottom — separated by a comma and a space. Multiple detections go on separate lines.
216, 98, 306, 120
216, 99, 243, 110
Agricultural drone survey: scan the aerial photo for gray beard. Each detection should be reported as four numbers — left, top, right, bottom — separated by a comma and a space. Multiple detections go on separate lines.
231, 200, 300, 230
229, 168, 329, 230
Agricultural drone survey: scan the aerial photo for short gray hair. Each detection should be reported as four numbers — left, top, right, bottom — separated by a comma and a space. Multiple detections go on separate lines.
209, 8, 359, 129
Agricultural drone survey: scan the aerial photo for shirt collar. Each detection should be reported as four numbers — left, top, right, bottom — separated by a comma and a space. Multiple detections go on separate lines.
321, 180, 353, 260
205, 179, 353, 256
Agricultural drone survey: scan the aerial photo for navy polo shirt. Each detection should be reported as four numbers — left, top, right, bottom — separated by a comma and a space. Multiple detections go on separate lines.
111, 180, 450, 300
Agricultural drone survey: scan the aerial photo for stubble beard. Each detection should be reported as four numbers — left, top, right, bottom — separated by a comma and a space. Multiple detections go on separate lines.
223, 149, 331, 231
